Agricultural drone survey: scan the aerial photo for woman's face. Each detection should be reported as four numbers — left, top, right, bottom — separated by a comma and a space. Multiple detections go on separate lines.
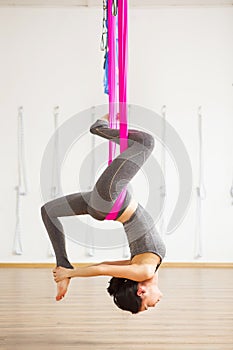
137, 274, 163, 312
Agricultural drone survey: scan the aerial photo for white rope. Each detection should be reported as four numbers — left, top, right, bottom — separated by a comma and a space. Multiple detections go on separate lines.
159, 105, 167, 238
47, 106, 61, 257
13, 106, 28, 255
194, 106, 207, 259
51, 106, 61, 199
85, 106, 96, 257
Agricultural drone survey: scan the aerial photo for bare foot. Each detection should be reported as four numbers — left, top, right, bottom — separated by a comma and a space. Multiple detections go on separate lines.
56, 278, 70, 301
53, 266, 72, 282
52, 267, 73, 301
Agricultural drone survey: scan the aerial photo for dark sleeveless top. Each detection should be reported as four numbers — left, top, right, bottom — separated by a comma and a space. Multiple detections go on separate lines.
122, 204, 166, 270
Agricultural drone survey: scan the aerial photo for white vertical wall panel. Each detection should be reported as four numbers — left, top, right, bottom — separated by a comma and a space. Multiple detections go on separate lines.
0, 7, 232, 262
0, 0, 232, 7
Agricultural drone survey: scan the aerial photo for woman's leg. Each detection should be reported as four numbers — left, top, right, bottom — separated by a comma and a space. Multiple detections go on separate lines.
41, 192, 91, 269
88, 119, 155, 219
41, 119, 155, 264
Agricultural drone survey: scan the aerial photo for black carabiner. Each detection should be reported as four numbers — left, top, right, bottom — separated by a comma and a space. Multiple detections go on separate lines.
100, 0, 108, 51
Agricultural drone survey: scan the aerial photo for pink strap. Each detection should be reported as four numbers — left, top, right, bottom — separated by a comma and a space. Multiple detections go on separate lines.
118, 0, 128, 152
105, 0, 128, 221
107, 0, 117, 166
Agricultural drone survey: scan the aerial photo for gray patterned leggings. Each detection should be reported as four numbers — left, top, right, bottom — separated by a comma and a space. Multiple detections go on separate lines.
41, 119, 154, 268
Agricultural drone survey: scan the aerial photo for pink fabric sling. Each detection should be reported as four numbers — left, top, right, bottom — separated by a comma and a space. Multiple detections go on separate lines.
105, 0, 128, 220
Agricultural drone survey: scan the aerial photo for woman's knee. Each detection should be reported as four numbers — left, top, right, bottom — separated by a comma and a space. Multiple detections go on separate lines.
87, 205, 106, 221
41, 205, 48, 222
130, 130, 154, 150
41, 203, 53, 221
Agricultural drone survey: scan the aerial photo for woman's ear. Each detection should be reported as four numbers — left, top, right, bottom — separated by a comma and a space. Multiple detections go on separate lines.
137, 285, 146, 297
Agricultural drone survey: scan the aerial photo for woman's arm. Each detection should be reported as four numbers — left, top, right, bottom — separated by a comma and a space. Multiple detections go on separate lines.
95, 260, 131, 266
71, 264, 153, 282
53, 263, 154, 283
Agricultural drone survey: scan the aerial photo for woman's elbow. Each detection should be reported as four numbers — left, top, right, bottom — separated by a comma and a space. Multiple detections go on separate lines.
141, 265, 155, 281
135, 264, 155, 282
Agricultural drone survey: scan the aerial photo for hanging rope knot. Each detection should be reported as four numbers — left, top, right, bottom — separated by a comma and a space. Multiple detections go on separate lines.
230, 185, 233, 205
196, 185, 206, 200
18, 187, 27, 196
14, 185, 27, 196
160, 185, 166, 198
194, 105, 206, 259
161, 105, 167, 116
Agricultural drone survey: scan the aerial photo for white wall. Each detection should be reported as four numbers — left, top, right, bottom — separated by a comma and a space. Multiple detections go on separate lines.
0, 6, 232, 263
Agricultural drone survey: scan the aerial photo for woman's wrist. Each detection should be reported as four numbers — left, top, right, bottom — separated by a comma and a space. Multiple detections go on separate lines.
68, 268, 75, 278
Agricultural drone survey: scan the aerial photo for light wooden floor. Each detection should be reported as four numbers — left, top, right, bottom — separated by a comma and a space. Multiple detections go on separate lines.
0, 268, 233, 350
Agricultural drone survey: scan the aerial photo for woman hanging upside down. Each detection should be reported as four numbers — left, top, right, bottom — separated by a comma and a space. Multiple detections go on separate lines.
41, 113, 166, 314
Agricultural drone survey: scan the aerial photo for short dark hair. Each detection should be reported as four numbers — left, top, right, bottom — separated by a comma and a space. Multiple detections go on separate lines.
107, 277, 142, 314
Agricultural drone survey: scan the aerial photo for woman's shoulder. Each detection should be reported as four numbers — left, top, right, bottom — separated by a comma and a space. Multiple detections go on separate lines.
131, 252, 161, 274
131, 251, 160, 263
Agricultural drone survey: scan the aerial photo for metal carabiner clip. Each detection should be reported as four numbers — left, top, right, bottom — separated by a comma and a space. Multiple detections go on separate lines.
100, 23, 108, 52
100, 34, 106, 51
100, 0, 108, 51
112, 0, 118, 16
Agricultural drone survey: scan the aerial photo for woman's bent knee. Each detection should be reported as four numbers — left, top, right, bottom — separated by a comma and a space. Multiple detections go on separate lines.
41, 205, 48, 221
41, 204, 53, 221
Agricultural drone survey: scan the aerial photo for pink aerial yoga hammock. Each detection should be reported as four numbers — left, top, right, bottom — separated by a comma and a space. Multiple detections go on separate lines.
105, 0, 128, 220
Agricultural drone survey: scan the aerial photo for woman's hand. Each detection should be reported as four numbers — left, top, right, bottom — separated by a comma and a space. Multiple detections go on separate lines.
52, 266, 72, 282
52, 263, 153, 281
